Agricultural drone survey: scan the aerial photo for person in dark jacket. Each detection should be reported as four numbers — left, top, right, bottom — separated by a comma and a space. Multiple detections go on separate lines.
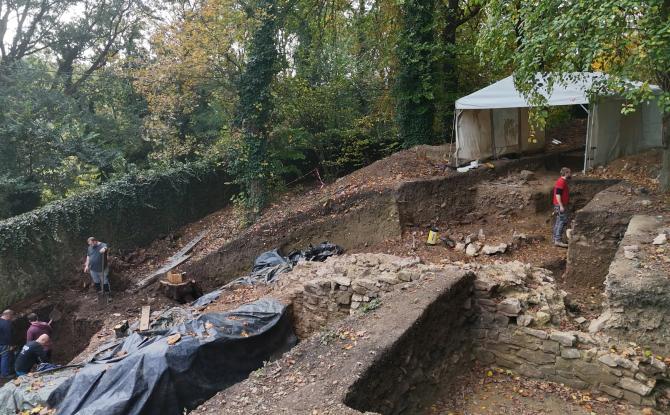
26, 313, 53, 359
15, 334, 50, 376
0, 309, 16, 379
84, 236, 111, 300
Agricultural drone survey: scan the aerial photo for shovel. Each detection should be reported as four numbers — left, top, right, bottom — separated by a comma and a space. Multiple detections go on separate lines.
48, 307, 62, 325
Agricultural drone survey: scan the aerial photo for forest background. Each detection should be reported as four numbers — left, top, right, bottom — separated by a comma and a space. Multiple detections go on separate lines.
0, 0, 667, 219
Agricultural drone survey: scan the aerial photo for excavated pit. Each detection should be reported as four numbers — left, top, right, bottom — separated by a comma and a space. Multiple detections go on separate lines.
11, 302, 103, 365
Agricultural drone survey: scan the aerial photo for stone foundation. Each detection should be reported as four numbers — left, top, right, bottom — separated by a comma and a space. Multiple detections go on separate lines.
471, 260, 668, 406
592, 215, 670, 354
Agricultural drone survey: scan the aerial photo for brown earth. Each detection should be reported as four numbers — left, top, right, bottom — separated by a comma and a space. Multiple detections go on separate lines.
3, 122, 666, 414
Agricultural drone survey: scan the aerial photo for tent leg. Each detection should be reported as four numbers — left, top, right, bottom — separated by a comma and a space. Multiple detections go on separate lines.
583, 108, 592, 173
489, 110, 496, 159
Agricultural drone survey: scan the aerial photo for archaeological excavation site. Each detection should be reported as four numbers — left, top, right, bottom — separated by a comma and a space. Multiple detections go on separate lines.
1, 142, 669, 415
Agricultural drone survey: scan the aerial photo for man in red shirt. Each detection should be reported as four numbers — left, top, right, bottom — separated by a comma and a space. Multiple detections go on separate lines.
552, 167, 572, 247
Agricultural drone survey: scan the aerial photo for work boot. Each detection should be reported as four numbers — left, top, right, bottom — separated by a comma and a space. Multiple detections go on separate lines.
554, 241, 568, 248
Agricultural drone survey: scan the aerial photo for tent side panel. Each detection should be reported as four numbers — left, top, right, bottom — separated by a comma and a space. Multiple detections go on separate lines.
641, 100, 664, 149
456, 109, 493, 161
492, 108, 520, 157
590, 99, 622, 166
590, 98, 663, 168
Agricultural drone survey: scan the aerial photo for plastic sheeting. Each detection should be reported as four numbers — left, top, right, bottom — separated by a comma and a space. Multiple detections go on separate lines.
201, 242, 345, 295
45, 299, 296, 415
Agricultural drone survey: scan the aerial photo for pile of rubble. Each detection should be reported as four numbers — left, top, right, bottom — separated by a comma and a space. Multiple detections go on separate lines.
451, 229, 538, 257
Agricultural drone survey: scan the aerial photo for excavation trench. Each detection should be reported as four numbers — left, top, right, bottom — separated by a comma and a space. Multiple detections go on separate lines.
5, 149, 643, 412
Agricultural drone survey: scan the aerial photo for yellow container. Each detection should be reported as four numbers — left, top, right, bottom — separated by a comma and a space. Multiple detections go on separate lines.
426, 228, 439, 245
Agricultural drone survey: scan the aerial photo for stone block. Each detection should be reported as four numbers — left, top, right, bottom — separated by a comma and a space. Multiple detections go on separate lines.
472, 329, 486, 339
474, 279, 497, 291
516, 348, 556, 365
518, 363, 543, 378
549, 374, 588, 390
494, 313, 510, 326
303, 280, 326, 295
333, 276, 351, 286
622, 390, 642, 405
561, 348, 581, 359
598, 354, 618, 368
519, 327, 549, 340
599, 383, 624, 398
398, 270, 413, 282
498, 298, 522, 316
540, 340, 560, 354
549, 331, 575, 347
571, 360, 620, 385
618, 377, 653, 396
507, 331, 541, 350
377, 275, 399, 285
335, 291, 352, 305
517, 314, 533, 327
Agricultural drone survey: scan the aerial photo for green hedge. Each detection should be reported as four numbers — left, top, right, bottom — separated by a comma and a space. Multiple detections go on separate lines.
0, 162, 236, 308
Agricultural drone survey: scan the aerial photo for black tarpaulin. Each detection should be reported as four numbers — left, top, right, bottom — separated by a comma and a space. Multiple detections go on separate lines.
47, 299, 296, 415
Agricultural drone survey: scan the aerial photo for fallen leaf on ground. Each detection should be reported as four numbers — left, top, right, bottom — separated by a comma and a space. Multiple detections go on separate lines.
167, 333, 181, 345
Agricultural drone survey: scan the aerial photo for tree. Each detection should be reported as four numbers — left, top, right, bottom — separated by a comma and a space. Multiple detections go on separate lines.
480, 0, 670, 189
234, 0, 285, 216
394, 0, 437, 147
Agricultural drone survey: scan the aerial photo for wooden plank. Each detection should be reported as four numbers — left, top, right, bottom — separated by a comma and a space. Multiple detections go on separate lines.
139, 306, 151, 331
133, 231, 208, 291
134, 255, 190, 290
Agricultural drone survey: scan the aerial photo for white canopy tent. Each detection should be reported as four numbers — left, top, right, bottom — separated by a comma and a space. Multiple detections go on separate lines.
453, 73, 664, 171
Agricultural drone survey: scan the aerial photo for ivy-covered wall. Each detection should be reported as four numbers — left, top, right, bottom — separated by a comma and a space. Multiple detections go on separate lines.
0, 162, 235, 309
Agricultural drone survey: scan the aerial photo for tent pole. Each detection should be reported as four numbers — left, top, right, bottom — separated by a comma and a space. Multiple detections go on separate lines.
451, 110, 459, 164
489, 110, 496, 159
583, 107, 592, 173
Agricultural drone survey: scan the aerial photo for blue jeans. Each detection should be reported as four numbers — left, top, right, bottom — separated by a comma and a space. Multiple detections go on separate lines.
0, 345, 12, 377
553, 206, 568, 242
90, 268, 109, 285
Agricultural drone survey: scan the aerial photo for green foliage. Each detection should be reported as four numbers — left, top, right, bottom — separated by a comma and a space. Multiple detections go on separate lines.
394, 0, 438, 147
361, 298, 382, 313
479, 0, 670, 117
232, 0, 286, 217
0, 161, 235, 308
0, 177, 41, 220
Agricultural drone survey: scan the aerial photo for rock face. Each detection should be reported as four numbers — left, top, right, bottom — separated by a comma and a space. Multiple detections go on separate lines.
471, 259, 667, 407
598, 216, 670, 354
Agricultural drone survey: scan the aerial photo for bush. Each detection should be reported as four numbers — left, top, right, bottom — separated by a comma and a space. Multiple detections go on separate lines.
0, 176, 41, 220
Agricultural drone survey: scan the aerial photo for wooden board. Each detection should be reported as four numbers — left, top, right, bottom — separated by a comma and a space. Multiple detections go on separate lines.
133, 231, 208, 291
139, 306, 151, 331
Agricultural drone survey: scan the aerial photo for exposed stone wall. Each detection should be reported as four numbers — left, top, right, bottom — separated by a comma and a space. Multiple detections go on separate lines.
593, 215, 670, 354
276, 254, 447, 338
471, 261, 668, 406
344, 269, 474, 415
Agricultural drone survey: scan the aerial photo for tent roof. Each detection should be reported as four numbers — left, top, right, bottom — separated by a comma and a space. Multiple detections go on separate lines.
455, 72, 661, 110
